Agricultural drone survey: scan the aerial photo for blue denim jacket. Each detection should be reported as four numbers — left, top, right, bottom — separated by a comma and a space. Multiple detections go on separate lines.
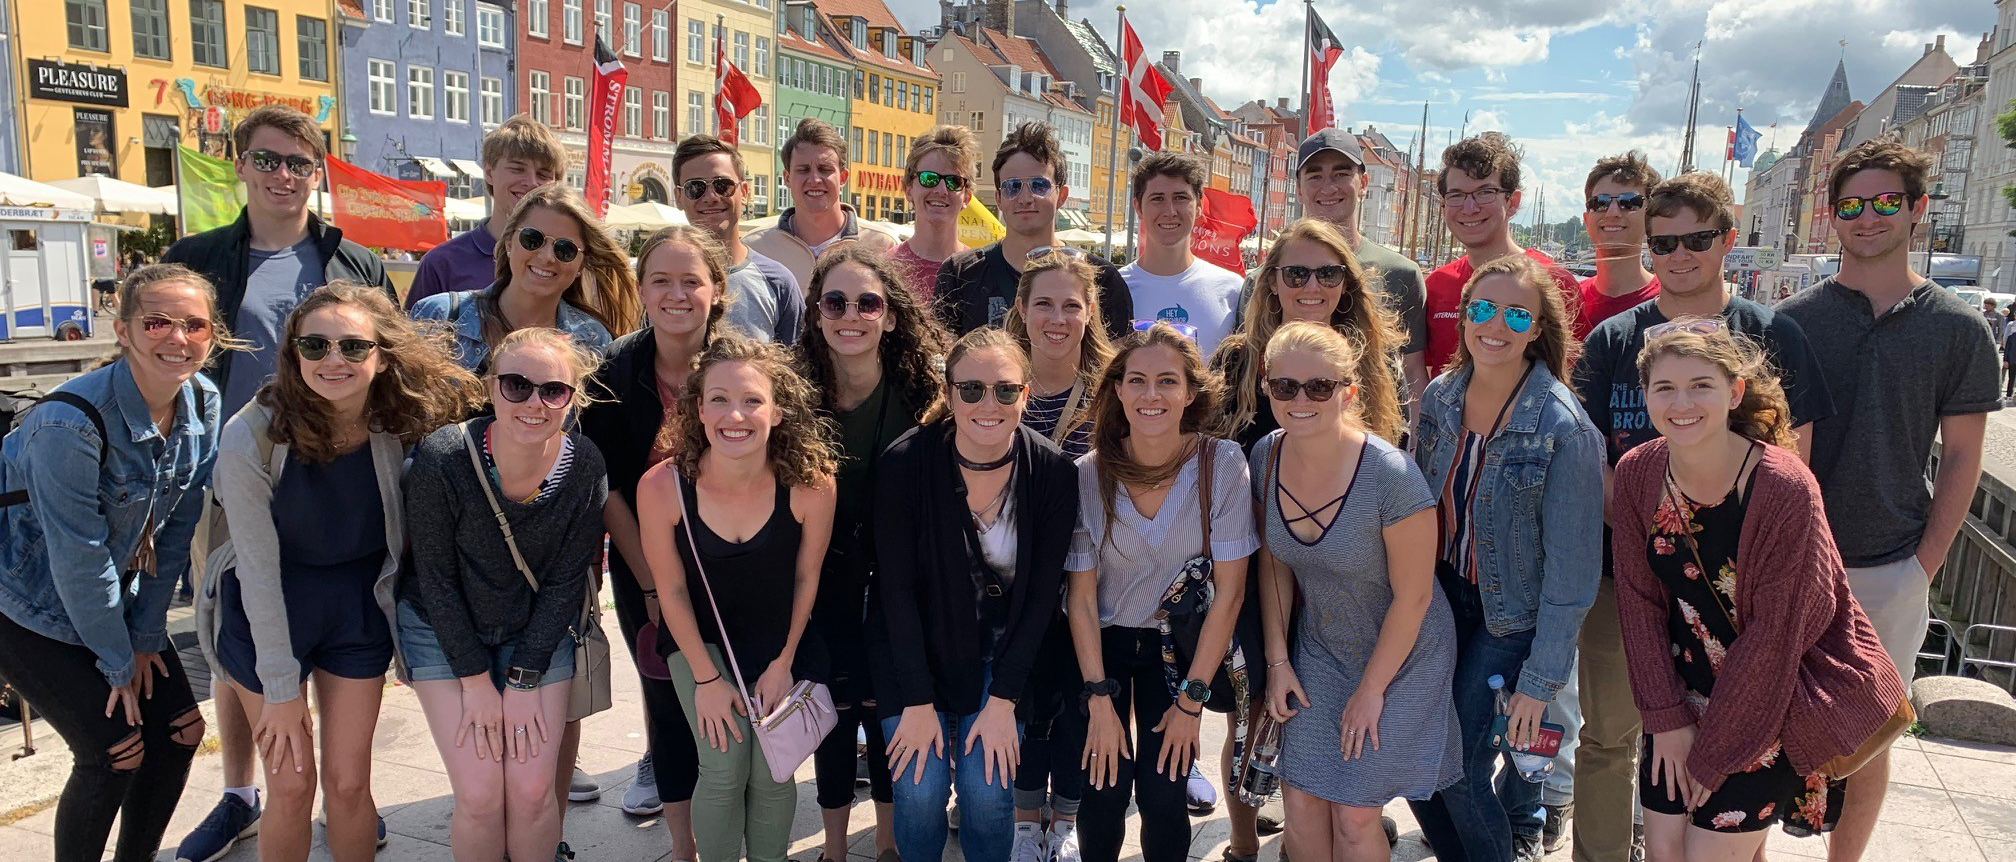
0, 361, 219, 688
1414, 362, 1604, 701
410, 282, 613, 372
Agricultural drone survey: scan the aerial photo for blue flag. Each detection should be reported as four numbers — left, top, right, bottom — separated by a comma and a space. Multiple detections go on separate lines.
1734, 114, 1763, 168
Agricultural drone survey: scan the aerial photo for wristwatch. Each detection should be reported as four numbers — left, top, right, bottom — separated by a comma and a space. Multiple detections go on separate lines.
1081, 678, 1120, 699
1180, 678, 1212, 705
505, 666, 543, 691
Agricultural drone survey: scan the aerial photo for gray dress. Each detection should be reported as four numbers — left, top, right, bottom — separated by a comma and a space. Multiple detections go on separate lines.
1252, 430, 1462, 807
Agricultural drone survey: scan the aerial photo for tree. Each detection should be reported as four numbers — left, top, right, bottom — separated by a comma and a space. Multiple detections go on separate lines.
1999, 99, 2016, 218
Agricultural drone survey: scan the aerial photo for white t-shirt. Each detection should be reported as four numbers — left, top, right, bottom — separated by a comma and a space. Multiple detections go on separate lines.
1119, 257, 1244, 356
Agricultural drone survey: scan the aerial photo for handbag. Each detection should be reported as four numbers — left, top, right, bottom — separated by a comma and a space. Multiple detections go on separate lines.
675, 468, 836, 784
461, 423, 612, 722
1153, 440, 1252, 731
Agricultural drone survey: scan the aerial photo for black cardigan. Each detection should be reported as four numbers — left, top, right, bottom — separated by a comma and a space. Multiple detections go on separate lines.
580, 327, 669, 510
874, 421, 1078, 718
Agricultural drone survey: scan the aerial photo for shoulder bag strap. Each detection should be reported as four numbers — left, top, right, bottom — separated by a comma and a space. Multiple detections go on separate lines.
462, 422, 540, 594
1662, 442, 1760, 634
1197, 437, 1215, 562
674, 469, 760, 711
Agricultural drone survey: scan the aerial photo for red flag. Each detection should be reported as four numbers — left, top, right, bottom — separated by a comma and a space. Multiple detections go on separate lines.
1120, 18, 1174, 151
325, 157, 447, 251
1725, 126, 1737, 160
1190, 189, 1257, 273
715, 24, 761, 144
1306, 10, 1345, 134
585, 31, 627, 217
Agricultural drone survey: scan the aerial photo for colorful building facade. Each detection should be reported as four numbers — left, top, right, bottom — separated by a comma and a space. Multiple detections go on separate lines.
338, 0, 514, 199
816, 0, 934, 223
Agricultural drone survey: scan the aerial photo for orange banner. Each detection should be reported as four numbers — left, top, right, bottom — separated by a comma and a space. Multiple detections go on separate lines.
1191, 188, 1256, 273
325, 157, 448, 251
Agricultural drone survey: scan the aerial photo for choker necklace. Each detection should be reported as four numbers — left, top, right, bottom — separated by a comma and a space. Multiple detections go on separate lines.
955, 440, 1016, 472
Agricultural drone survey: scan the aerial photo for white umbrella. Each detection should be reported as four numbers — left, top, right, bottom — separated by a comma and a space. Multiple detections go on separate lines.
1056, 228, 1105, 245
445, 196, 489, 222
0, 172, 96, 209
604, 201, 689, 229
46, 175, 177, 215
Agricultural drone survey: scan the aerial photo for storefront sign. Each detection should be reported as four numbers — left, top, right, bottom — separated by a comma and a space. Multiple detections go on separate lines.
29, 60, 127, 107
202, 85, 316, 117
74, 109, 116, 176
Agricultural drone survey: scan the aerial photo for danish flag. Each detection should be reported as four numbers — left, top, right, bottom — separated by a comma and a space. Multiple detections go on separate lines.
1306, 10, 1345, 134
1119, 18, 1174, 151
714, 24, 761, 145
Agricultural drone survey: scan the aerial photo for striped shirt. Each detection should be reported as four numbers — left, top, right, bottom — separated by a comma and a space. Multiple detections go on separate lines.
1436, 430, 1487, 582
1022, 385, 1094, 459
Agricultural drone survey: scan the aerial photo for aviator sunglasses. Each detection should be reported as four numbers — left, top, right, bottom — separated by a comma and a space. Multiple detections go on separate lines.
294, 335, 380, 363
135, 313, 214, 338
681, 177, 738, 200
1833, 192, 1907, 221
496, 372, 577, 408
1586, 193, 1646, 212
1465, 299, 1535, 334
998, 177, 1055, 199
244, 149, 320, 179
517, 227, 581, 263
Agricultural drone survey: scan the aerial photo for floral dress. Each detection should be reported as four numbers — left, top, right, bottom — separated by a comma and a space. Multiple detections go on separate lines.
1640, 465, 1840, 834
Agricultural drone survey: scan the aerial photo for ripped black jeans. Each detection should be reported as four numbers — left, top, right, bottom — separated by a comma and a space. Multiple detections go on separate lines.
0, 610, 201, 862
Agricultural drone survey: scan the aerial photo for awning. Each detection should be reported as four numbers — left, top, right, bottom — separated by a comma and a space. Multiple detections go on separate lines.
412, 156, 456, 180
450, 159, 485, 178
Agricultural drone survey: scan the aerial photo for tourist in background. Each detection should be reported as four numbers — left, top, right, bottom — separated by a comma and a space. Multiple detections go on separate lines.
408, 116, 571, 309
890, 126, 983, 307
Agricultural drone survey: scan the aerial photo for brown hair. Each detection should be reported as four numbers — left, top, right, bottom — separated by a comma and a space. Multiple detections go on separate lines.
782, 117, 849, 170
480, 115, 570, 183
1263, 321, 1368, 429
232, 105, 326, 161
672, 133, 748, 182
921, 327, 1034, 424
261, 282, 485, 462
1829, 139, 1934, 205
904, 125, 983, 186
1636, 322, 1796, 450
635, 225, 734, 336
1004, 253, 1116, 392
672, 334, 842, 487
485, 183, 642, 345
1444, 254, 1578, 378
487, 326, 604, 410
798, 246, 949, 420
1438, 131, 1521, 195
1089, 322, 1224, 544
1131, 152, 1207, 203
1583, 150, 1661, 199
992, 122, 1068, 186
1647, 172, 1737, 231
101, 263, 251, 369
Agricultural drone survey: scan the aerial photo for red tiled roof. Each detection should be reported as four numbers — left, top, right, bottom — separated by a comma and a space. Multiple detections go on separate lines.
777, 11, 853, 66
336, 0, 367, 19
813, 0, 902, 31
1045, 92, 1091, 114
978, 27, 1061, 78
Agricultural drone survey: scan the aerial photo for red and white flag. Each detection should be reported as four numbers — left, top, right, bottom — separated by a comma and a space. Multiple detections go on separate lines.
585, 31, 626, 217
1306, 10, 1345, 134
1119, 18, 1174, 151
715, 23, 761, 145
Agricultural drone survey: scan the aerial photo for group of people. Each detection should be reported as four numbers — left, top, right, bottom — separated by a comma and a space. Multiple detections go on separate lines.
0, 96, 1990, 862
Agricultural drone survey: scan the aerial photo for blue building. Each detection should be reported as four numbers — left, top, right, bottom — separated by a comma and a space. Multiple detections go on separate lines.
338, 0, 514, 199
0, 0, 21, 176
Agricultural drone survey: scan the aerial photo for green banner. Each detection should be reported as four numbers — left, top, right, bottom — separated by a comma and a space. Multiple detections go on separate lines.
176, 146, 241, 234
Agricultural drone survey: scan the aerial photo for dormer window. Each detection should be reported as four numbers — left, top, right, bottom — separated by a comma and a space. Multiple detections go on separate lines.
882, 30, 895, 58
799, 6, 813, 39
850, 18, 865, 49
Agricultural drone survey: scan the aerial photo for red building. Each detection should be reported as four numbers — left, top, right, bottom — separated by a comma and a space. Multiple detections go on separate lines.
518, 0, 681, 204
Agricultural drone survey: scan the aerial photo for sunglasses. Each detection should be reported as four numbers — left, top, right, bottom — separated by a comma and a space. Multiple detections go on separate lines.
1587, 193, 1646, 213
294, 335, 380, 363
1268, 264, 1348, 289
244, 149, 320, 179
950, 381, 1028, 405
1026, 245, 1086, 262
1644, 317, 1728, 339
495, 372, 577, 409
680, 177, 738, 200
1265, 376, 1344, 402
1647, 229, 1724, 256
1132, 319, 1200, 341
135, 312, 214, 339
1834, 192, 1907, 221
517, 227, 581, 263
818, 290, 887, 321
914, 170, 967, 192
999, 177, 1055, 200
1465, 299, 1535, 334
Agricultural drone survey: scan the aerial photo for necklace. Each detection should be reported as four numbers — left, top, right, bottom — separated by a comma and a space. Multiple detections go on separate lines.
955, 438, 1016, 472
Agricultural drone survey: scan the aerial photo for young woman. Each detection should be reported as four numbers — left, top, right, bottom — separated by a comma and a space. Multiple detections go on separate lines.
1067, 323, 1258, 862
1002, 251, 1113, 861
877, 328, 1080, 862
400, 327, 609, 862
203, 283, 482, 862
798, 246, 949, 862
1255, 321, 1461, 862
579, 225, 730, 859
0, 264, 240, 862
412, 182, 642, 372
1407, 254, 1605, 861
889, 125, 982, 304
633, 335, 838, 862
1613, 323, 1906, 861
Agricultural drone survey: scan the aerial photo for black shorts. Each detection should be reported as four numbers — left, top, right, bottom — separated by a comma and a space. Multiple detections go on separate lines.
216, 565, 392, 695
1638, 734, 1801, 833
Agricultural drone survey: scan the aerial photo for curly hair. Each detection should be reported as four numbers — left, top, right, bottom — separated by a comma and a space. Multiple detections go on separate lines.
485, 183, 642, 346
920, 326, 1033, 425
1635, 321, 1797, 450
261, 282, 485, 463
992, 121, 1068, 185
1584, 150, 1661, 199
670, 334, 841, 488
1444, 253, 1579, 379
1089, 321, 1225, 543
1829, 139, 1934, 204
1218, 218, 1405, 444
798, 246, 949, 421
1439, 131, 1522, 194
98, 263, 252, 370
1264, 321, 1369, 429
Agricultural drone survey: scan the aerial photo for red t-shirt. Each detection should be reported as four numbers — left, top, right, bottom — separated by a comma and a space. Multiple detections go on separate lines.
1423, 248, 1581, 374
889, 241, 953, 308
1575, 275, 1661, 340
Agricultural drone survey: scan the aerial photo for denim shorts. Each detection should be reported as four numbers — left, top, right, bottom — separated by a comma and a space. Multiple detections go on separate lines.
396, 600, 575, 689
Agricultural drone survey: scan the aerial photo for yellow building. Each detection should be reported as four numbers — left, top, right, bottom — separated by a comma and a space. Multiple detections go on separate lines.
20, 0, 341, 186
1088, 92, 1117, 230
814, 0, 933, 222
680, 0, 778, 214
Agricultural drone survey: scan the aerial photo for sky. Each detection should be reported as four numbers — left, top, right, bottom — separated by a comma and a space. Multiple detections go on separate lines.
885, 0, 1999, 219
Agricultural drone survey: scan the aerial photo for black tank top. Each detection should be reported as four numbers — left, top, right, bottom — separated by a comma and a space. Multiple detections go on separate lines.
672, 477, 822, 685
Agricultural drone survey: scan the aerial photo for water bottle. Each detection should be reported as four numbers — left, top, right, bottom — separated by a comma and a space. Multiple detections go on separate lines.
1491, 674, 1554, 784
1236, 713, 1282, 805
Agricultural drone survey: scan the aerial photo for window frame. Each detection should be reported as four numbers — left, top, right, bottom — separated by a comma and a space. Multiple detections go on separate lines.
755, 35, 769, 78
530, 70, 553, 124
623, 2, 640, 57
191, 0, 228, 67
480, 76, 505, 126
66, 0, 110, 52
688, 91, 705, 136
368, 59, 397, 115
623, 86, 642, 137
408, 0, 430, 29
245, 6, 281, 75
477, 4, 504, 47
443, 0, 463, 35
563, 0, 582, 45
297, 15, 329, 81
130, 0, 171, 60
687, 19, 704, 63
563, 76, 585, 130
526, 0, 548, 37
444, 70, 470, 123
408, 66, 435, 119
651, 8, 668, 61
652, 90, 670, 139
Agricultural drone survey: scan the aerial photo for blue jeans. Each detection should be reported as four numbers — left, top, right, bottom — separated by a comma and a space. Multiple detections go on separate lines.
880, 665, 1020, 862
1409, 574, 1538, 862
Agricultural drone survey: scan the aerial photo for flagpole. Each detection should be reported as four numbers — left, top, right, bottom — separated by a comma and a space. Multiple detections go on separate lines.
1298, 0, 1312, 137
1102, 5, 1125, 260
715, 14, 726, 137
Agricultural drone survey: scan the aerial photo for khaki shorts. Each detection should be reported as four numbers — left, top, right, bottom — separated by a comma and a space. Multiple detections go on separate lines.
1844, 555, 1933, 685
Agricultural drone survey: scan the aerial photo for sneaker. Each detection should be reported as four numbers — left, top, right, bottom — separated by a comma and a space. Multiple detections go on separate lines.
1513, 833, 1544, 862
175, 793, 261, 862
376, 815, 388, 850
949, 802, 961, 832
568, 764, 601, 802
555, 841, 576, 861
1255, 787, 1284, 835
1631, 822, 1646, 862
622, 753, 663, 815
1543, 802, 1573, 853
1185, 763, 1218, 814
1010, 822, 1047, 862
1050, 820, 1081, 862
1383, 814, 1398, 847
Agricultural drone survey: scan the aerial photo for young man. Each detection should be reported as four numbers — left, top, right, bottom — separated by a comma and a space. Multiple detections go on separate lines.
672, 134, 803, 343
890, 125, 983, 304
745, 117, 898, 289
166, 105, 394, 862
1571, 171, 1833, 862
1577, 152, 1662, 337
936, 122, 1132, 339
1775, 141, 1999, 862
1423, 132, 1579, 375
406, 115, 569, 309
1121, 152, 1243, 356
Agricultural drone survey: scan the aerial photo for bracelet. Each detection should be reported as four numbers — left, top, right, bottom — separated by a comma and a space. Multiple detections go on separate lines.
692, 672, 722, 686
1266, 658, 1290, 669
643, 589, 658, 598
1176, 701, 1202, 717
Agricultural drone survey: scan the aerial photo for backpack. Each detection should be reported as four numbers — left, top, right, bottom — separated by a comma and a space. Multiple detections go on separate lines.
0, 392, 110, 509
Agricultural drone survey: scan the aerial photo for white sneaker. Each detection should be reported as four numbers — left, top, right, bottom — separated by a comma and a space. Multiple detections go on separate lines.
621, 753, 662, 815
1049, 821, 1081, 862
1010, 822, 1047, 862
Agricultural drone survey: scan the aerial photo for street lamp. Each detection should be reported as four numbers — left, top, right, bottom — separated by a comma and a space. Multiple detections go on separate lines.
1925, 184, 1950, 274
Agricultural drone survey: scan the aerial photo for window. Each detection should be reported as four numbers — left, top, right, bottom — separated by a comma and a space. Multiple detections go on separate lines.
623, 3, 639, 56
851, 128, 863, 165
530, 71, 552, 124
408, 0, 430, 28
881, 30, 894, 59
651, 9, 667, 60
751, 175, 769, 215
443, 0, 462, 35
564, 77, 585, 130
850, 18, 865, 48
594, 0, 609, 38
623, 86, 641, 137
477, 4, 503, 46
869, 74, 880, 105
883, 134, 892, 167
687, 19, 703, 62
368, 59, 396, 114
755, 36, 769, 78
408, 67, 434, 118
652, 90, 669, 138
67, 0, 108, 51
864, 131, 877, 166
779, 113, 791, 148
298, 16, 328, 81
445, 71, 469, 122
527, 0, 547, 37
481, 77, 505, 125
373, 0, 392, 21
563, 0, 581, 43
131, 0, 170, 59
914, 83, 925, 113
749, 105, 770, 145
733, 32, 748, 71
952, 71, 964, 93
853, 70, 863, 99
896, 79, 907, 111
245, 7, 280, 74
687, 91, 704, 135
970, 111, 985, 132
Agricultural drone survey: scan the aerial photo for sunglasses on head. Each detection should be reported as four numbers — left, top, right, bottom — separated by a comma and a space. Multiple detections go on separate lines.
1647, 229, 1724, 256
951, 381, 1028, 405
517, 227, 581, 263
294, 335, 380, 363
135, 312, 214, 338
495, 372, 577, 408
1644, 317, 1728, 339
244, 149, 320, 179
1268, 264, 1348, 289
1833, 192, 1907, 221
1132, 319, 1200, 341
1587, 193, 1646, 213
680, 177, 738, 200
1465, 299, 1535, 334
998, 177, 1055, 200
1026, 245, 1086, 262
819, 290, 887, 321
1265, 376, 1344, 402
914, 170, 967, 192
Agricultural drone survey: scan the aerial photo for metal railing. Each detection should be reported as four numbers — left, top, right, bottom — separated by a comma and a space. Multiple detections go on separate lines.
1927, 452, 2016, 691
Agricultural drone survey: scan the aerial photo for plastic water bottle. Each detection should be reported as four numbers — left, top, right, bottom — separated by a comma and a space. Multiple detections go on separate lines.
1491, 674, 1554, 784
1236, 714, 1282, 806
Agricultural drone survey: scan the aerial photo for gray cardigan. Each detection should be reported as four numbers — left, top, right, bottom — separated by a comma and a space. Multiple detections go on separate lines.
195, 404, 408, 703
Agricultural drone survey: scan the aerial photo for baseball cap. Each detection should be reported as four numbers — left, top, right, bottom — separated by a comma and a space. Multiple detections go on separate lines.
1297, 129, 1365, 172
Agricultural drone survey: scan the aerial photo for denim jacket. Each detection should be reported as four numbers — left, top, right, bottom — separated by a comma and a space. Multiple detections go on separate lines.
0, 361, 220, 688
1414, 362, 1604, 701
410, 282, 613, 372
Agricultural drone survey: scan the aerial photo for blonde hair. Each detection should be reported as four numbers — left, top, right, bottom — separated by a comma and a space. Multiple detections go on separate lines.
919, 327, 1032, 425
1263, 321, 1368, 429
487, 326, 603, 411
1636, 321, 1797, 450
904, 125, 983, 186
486, 183, 642, 346
1444, 253, 1578, 377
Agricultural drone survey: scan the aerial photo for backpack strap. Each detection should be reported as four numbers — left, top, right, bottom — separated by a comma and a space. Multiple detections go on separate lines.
0, 392, 109, 508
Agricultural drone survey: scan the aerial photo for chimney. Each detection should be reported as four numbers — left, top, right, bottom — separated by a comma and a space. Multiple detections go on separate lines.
1276, 97, 1288, 110
1055, 0, 1068, 21
940, 0, 953, 31
1937, 33, 1947, 54
1163, 50, 1181, 75
985, 0, 1014, 34
1190, 77, 1203, 94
